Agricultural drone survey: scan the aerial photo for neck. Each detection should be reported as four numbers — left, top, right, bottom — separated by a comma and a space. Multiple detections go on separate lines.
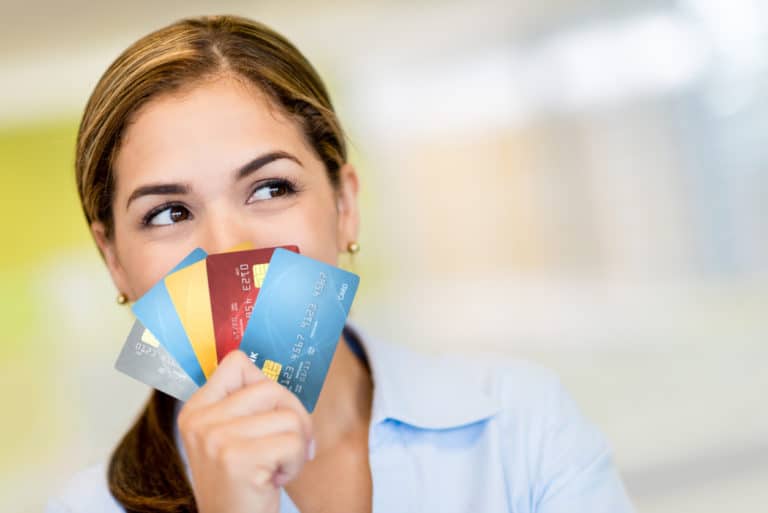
309, 335, 373, 451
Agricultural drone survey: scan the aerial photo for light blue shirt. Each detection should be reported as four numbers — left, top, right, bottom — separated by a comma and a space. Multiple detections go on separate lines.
46, 327, 634, 512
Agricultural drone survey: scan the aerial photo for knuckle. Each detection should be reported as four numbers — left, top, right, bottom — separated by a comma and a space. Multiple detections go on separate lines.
260, 377, 281, 393
284, 400, 310, 429
219, 349, 248, 371
276, 408, 302, 431
232, 350, 251, 365
178, 415, 201, 445
285, 431, 305, 457
222, 350, 240, 363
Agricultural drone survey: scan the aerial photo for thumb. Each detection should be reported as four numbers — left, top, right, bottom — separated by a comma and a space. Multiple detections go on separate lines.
186, 350, 266, 407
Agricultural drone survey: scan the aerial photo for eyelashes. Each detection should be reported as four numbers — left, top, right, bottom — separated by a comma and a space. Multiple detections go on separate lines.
140, 177, 301, 228
142, 202, 191, 227
246, 177, 300, 203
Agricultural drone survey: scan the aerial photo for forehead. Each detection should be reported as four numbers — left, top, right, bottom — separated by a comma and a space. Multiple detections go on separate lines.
114, 76, 311, 186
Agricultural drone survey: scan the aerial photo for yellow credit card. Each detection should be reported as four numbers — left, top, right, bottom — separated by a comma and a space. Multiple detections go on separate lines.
164, 260, 218, 379
228, 241, 254, 252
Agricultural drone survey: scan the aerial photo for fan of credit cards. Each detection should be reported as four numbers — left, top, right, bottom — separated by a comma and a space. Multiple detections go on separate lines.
115, 245, 360, 412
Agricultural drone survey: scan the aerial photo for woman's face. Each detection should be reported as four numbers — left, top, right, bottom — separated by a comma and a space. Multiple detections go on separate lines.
92, 76, 359, 300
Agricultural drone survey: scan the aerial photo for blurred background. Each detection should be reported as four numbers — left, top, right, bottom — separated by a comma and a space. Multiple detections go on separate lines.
1, 1, 766, 511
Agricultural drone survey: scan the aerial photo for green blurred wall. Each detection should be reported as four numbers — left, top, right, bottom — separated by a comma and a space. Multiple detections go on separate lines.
0, 118, 89, 472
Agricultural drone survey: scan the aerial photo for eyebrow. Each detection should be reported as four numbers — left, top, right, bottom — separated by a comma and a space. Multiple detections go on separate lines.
235, 150, 302, 181
126, 183, 190, 209
125, 151, 301, 210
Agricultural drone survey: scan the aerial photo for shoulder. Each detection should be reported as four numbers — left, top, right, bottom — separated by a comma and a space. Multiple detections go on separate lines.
476, 357, 634, 512
410, 347, 634, 510
484, 357, 595, 437
431, 351, 608, 463
46, 463, 123, 513
478, 356, 609, 463
355, 326, 633, 510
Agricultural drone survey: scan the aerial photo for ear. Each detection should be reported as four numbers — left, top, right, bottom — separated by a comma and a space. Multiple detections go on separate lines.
334, 163, 360, 254
91, 221, 133, 301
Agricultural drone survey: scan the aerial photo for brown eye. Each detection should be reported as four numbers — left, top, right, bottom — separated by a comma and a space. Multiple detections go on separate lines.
268, 183, 288, 197
248, 180, 295, 203
169, 205, 189, 222
147, 204, 191, 226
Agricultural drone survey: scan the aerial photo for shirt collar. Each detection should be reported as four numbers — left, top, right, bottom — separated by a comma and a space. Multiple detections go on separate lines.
345, 323, 502, 430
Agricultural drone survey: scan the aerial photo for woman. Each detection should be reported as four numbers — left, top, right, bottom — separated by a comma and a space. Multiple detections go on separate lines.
47, 15, 634, 513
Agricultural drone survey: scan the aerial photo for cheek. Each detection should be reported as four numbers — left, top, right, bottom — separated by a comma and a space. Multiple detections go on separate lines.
119, 241, 194, 297
258, 196, 340, 267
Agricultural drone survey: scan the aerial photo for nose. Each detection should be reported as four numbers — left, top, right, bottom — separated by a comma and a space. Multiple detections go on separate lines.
197, 207, 253, 254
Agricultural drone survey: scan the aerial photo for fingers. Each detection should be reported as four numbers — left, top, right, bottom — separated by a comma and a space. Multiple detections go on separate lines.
213, 432, 308, 490
180, 361, 312, 442
197, 377, 308, 421
177, 349, 314, 499
187, 350, 266, 406
187, 409, 310, 462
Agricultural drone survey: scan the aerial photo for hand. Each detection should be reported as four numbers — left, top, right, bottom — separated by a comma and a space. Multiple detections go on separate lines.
178, 350, 314, 513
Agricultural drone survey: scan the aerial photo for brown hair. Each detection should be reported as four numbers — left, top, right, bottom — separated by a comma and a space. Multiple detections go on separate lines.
76, 15, 348, 512
76, 14, 347, 239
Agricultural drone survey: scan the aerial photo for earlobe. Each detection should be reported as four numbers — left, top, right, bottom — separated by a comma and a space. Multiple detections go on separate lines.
91, 221, 132, 301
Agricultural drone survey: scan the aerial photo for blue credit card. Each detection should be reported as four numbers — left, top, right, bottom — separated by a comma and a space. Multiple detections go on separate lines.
239, 248, 360, 412
131, 248, 208, 386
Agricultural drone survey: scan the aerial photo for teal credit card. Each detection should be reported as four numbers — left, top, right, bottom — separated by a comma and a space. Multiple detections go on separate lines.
239, 249, 360, 412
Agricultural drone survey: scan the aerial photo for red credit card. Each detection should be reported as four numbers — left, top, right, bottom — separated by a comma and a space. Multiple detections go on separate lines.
206, 246, 299, 362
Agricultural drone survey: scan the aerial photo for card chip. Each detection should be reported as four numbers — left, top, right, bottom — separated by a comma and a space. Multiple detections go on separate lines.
140, 329, 161, 348
262, 359, 282, 381
252, 263, 269, 288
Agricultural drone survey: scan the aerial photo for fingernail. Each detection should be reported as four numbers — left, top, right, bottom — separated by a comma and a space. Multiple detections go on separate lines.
307, 438, 316, 461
